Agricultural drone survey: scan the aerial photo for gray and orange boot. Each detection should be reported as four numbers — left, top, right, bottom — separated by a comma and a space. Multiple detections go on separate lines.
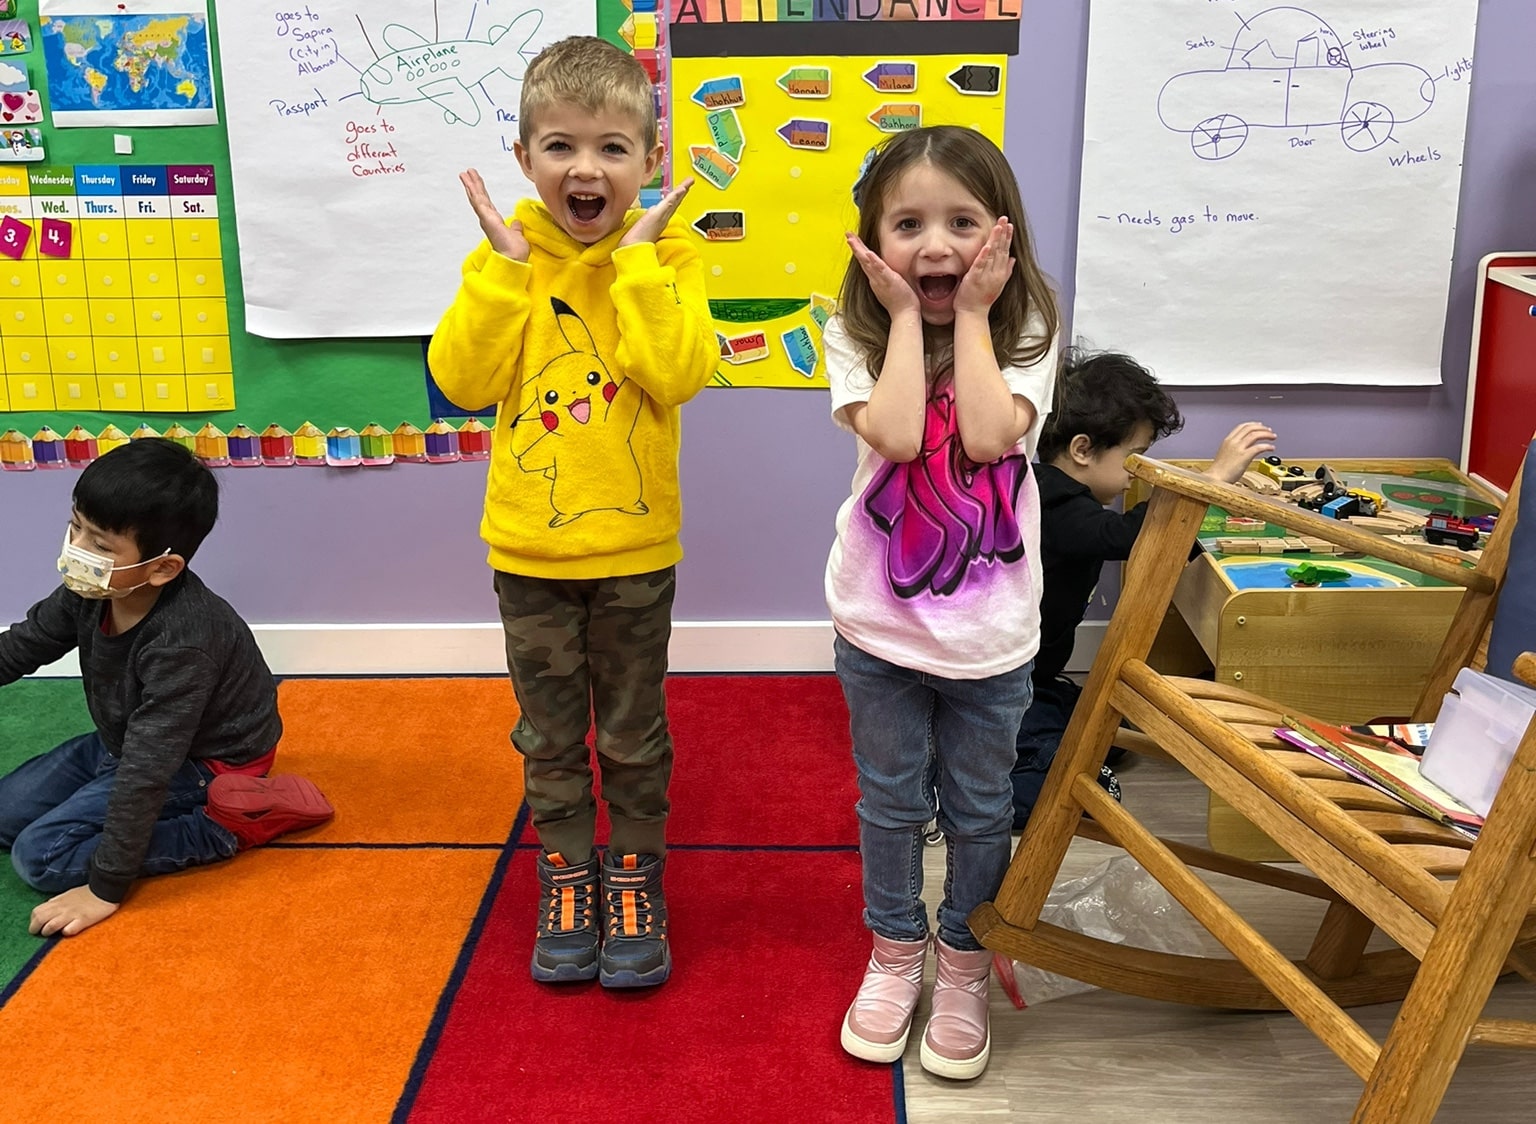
532, 851, 600, 983
599, 851, 671, 988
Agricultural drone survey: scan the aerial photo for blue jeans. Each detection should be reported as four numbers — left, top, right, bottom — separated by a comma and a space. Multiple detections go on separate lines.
0, 731, 239, 895
834, 634, 1033, 951
1011, 676, 1082, 828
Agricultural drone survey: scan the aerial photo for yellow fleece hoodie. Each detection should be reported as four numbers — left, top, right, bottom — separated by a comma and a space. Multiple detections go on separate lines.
428, 199, 718, 579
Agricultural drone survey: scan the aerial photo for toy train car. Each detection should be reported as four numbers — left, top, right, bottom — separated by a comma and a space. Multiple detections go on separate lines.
1423, 509, 1480, 551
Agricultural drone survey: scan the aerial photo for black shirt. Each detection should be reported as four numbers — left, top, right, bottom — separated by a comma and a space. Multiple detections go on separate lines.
1034, 462, 1150, 685
0, 572, 281, 902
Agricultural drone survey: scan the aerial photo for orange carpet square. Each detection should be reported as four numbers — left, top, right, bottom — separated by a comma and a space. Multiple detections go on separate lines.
273, 678, 524, 845
0, 847, 497, 1123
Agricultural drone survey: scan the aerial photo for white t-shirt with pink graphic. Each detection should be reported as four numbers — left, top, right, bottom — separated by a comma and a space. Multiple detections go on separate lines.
823, 313, 1057, 680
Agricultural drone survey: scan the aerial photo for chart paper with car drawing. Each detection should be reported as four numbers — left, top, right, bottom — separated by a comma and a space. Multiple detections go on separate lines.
218, 2, 592, 338
1073, 1, 1476, 387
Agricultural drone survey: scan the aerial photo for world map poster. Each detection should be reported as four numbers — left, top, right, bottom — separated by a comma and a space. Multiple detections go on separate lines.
38, 0, 217, 127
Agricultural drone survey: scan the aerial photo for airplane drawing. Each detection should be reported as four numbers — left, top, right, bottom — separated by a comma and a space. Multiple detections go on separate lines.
357, 10, 543, 127
1158, 6, 1436, 160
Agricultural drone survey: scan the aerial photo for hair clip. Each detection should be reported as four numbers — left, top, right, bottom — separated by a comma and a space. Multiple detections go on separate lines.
851, 146, 878, 209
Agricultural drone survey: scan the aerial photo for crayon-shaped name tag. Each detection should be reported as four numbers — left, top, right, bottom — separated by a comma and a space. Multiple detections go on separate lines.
777, 119, 829, 150
868, 104, 921, 133
692, 210, 745, 241
691, 77, 745, 110
689, 145, 739, 189
781, 326, 818, 378
723, 331, 769, 365
809, 293, 837, 331
864, 62, 917, 92
948, 64, 1002, 95
777, 67, 831, 98
705, 108, 744, 161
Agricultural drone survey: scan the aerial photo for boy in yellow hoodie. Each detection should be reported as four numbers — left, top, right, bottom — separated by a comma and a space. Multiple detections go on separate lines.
428, 36, 717, 989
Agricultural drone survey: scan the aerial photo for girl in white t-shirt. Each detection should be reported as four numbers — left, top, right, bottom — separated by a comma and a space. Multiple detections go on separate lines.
825, 126, 1059, 1080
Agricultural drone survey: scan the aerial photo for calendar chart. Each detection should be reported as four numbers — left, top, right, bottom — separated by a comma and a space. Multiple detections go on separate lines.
0, 163, 232, 414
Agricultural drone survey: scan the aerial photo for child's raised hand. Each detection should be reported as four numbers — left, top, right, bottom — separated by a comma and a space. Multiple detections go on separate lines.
954, 217, 1016, 315
620, 177, 695, 247
1207, 421, 1278, 484
459, 168, 528, 262
846, 233, 919, 317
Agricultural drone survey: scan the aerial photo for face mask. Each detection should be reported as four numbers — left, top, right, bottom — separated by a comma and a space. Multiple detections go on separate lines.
57, 526, 168, 600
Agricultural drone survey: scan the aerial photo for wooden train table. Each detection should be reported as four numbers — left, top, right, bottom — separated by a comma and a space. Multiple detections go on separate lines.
1127, 457, 1503, 859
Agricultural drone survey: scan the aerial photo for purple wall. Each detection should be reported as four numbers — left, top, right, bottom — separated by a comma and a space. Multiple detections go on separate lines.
4, 0, 1533, 628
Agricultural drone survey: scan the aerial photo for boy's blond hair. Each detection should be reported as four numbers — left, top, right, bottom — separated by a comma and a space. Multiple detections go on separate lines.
519, 36, 657, 151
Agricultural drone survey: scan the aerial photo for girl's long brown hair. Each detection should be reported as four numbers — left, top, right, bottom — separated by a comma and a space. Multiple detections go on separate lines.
838, 126, 1059, 381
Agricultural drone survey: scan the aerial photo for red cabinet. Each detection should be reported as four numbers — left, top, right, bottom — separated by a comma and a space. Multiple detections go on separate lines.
1464, 252, 1536, 493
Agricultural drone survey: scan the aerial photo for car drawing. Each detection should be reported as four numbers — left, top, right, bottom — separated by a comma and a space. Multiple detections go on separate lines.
1158, 6, 1436, 160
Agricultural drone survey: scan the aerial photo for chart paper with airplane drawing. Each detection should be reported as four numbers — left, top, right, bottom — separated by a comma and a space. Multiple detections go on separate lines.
218, 2, 591, 338
1073, 1, 1477, 387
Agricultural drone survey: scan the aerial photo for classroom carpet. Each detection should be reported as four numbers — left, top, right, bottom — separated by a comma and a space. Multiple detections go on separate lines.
0, 674, 897, 1123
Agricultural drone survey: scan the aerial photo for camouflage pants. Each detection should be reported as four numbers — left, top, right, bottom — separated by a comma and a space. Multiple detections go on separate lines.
493, 567, 675, 861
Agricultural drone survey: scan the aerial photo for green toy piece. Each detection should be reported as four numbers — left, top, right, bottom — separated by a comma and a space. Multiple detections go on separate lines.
1285, 562, 1352, 586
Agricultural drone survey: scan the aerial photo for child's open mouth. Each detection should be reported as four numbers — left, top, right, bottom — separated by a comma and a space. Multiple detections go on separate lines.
918, 275, 958, 302
568, 193, 606, 225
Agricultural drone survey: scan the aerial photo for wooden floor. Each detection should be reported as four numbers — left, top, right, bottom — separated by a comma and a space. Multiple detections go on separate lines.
899, 755, 1536, 1123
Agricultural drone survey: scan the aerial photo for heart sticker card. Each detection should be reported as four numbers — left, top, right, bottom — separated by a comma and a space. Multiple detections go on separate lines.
0, 88, 40, 124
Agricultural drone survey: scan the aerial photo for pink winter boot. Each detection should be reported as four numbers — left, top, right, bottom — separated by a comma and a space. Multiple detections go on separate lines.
840, 934, 929, 1063
920, 938, 993, 1079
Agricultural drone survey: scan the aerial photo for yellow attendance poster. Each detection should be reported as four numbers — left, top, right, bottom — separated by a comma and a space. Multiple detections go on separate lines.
666, 5, 1018, 389
671, 55, 1006, 390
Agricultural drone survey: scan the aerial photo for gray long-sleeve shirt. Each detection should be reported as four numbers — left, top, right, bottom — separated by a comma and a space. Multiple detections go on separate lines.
0, 572, 281, 902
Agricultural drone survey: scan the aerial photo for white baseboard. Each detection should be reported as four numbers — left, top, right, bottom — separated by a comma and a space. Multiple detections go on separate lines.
16, 621, 839, 677
15, 618, 1111, 678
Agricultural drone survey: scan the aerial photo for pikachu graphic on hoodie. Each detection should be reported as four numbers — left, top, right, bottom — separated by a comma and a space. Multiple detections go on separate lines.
512, 297, 646, 527
429, 199, 718, 580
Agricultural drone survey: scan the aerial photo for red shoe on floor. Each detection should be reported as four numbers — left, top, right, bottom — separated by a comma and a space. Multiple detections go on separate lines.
205, 774, 334, 850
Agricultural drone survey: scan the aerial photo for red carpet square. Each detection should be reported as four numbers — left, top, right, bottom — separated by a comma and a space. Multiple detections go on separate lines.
517, 674, 860, 849
403, 849, 896, 1124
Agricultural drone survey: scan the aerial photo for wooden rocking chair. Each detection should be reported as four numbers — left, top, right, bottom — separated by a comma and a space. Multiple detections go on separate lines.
972, 446, 1535, 1123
